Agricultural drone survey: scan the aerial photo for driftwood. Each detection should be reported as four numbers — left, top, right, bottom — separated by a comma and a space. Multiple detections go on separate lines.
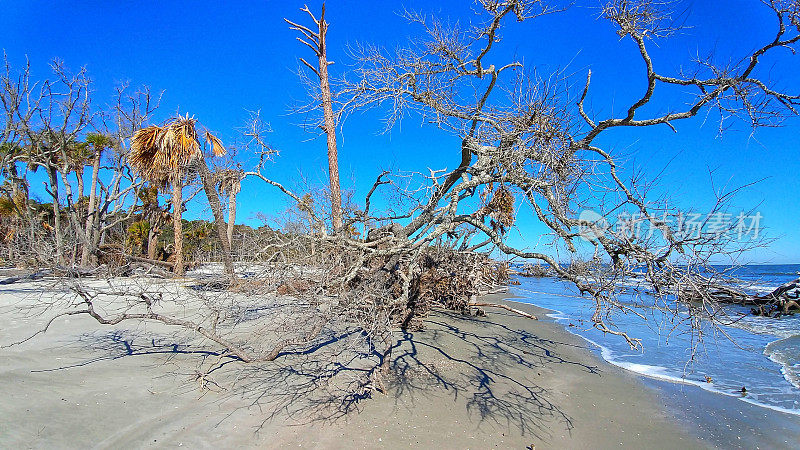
470, 301, 538, 320
515, 263, 551, 278
0, 269, 53, 285
688, 275, 800, 317
0, 266, 106, 284
124, 254, 175, 269
749, 276, 800, 317
98, 245, 175, 269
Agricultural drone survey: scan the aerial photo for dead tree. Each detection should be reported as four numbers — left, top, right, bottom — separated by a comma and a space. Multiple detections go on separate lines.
285, 3, 344, 232
683, 274, 800, 317
0, 59, 158, 268
331, 0, 800, 347
5, 0, 800, 410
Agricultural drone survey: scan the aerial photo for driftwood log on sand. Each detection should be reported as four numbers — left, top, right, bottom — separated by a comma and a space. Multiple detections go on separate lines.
0, 270, 52, 285
98, 244, 175, 269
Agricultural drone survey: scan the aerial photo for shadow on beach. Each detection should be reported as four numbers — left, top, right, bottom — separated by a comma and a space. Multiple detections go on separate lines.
50, 305, 601, 443
1, 293, 698, 448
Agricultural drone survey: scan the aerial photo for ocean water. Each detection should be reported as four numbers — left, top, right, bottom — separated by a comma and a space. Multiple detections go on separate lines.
511, 264, 800, 415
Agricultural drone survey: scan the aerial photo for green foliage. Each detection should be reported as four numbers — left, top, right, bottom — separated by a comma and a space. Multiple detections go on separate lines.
126, 220, 150, 255
0, 197, 16, 218
85, 132, 115, 151
0, 142, 22, 159
183, 220, 214, 256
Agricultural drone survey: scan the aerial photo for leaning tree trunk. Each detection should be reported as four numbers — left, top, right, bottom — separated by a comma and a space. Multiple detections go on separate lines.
171, 174, 185, 276
80, 150, 102, 266
195, 156, 236, 282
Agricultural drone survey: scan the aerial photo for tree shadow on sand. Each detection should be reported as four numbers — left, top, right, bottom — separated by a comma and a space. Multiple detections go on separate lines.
222, 309, 601, 442
380, 310, 600, 441
44, 309, 602, 443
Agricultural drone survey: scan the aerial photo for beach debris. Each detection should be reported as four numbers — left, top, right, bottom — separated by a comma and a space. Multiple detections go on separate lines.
684, 276, 800, 318
518, 263, 551, 278
0, 269, 52, 285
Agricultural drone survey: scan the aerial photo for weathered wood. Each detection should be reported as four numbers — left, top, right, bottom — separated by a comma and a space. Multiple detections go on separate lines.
691, 276, 800, 317
755, 277, 800, 302
0, 269, 52, 285
98, 245, 175, 269
124, 254, 175, 269
470, 301, 538, 320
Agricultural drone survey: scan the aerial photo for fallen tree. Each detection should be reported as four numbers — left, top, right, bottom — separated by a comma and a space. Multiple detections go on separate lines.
2, 0, 799, 413
682, 275, 800, 317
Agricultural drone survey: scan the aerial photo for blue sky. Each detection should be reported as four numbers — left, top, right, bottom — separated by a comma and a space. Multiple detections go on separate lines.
2, 0, 798, 263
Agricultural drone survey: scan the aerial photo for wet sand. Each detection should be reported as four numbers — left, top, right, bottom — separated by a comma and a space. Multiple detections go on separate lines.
0, 285, 706, 448
644, 378, 800, 449
507, 296, 800, 449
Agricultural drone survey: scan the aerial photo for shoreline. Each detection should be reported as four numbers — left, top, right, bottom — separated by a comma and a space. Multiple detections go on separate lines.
505, 292, 800, 448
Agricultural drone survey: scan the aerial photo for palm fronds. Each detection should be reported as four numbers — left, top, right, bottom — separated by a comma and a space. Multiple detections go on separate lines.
129, 114, 204, 188
215, 168, 243, 195
85, 132, 116, 157
204, 132, 227, 157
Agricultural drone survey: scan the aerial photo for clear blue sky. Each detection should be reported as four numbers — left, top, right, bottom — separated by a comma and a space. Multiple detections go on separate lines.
2, 0, 798, 263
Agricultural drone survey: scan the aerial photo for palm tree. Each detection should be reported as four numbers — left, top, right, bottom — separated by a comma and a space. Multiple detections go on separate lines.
129, 115, 234, 279
216, 168, 243, 246
80, 133, 115, 266
63, 141, 91, 200
126, 220, 149, 256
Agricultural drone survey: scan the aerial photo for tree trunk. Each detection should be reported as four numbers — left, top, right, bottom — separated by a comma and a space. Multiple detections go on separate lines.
172, 174, 185, 276
316, 8, 343, 233
60, 169, 85, 264
6, 225, 13, 262
227, 186, 238, 247
47, 167, 64, 264
147, 223, 159, 260
74, 169, 84, 202
80, 150, 101, 266
195, 156, 236, 281
8, 163, 20, 204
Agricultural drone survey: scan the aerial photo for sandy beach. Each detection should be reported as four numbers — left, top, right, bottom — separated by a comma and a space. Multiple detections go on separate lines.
0, 281, 717, 449
3, 0, 799, 447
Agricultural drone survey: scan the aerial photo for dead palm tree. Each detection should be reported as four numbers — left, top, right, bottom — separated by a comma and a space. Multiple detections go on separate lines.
286, 2, 343, 232
216, 168, 243, 246
129, 114, 235, 279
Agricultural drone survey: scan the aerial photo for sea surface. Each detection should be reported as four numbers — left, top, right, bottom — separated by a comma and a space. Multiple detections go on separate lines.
511, 264, 800, 415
